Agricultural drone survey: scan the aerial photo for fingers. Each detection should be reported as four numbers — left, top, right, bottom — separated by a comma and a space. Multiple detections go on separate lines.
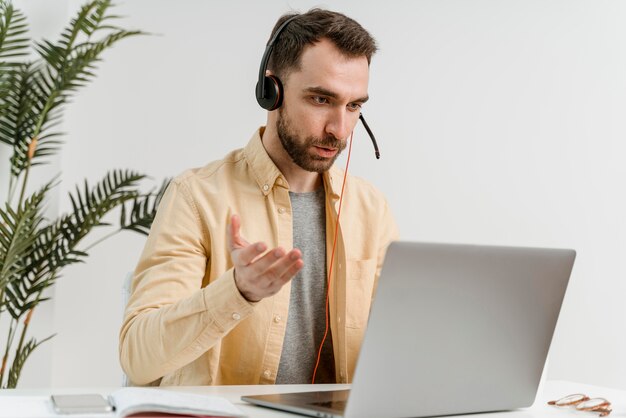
234, 247, 304, 302
228, 214, 241, 248
279, 252, 304, 281
227, 214, 305, 301
234, 245, 299, 272
228, 214, 250, 250
232, 241, 268, 266
258, 248, 303, 281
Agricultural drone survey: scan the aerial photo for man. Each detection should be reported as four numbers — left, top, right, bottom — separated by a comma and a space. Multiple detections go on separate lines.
119, 8, 398, 386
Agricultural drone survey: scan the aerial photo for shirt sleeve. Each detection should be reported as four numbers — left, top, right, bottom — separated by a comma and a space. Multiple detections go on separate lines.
118, 179, 255, 385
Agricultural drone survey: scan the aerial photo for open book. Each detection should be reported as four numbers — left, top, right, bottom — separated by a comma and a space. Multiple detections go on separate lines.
0, 388, 246, 418
43, 388, 246, 418
107, 388, 245, 417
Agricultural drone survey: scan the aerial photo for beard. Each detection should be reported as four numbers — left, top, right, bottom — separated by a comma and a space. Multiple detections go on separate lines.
276, 107, 346, 173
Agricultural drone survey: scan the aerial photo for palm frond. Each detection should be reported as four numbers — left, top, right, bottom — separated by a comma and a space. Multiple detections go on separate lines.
0, 3, 30, 150
1, 63, 54, 173
0, 181, 53, 305
0, 2, 29, 140
59, 0, 111, 52
4, 0, 144, 180
0, 2, 29, 67
37, 168, 137, 269
5, 334, 53, 389
57, 29, 143, 94
3, 170, 144, 320
36, 0, 144, 99
66, 169, 145, 237
120, 178, 171, 235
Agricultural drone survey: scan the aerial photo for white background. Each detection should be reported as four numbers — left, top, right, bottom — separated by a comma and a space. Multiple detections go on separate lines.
1, 0, 625, 390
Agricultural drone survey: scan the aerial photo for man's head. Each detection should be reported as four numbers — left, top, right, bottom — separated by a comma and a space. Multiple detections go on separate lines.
264, 9, 377, 173
267, 9, 377, 84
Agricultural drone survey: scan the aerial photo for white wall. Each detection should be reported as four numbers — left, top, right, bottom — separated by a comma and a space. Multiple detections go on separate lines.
7, 0, 626, 389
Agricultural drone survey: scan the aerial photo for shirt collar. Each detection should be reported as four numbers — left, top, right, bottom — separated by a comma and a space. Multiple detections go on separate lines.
244, 127, 284, 196
244, 126, 343, 199
323, 166, 343, 200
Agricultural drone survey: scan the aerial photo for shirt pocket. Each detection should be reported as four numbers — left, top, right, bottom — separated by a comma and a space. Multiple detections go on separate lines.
345, 258, 377, 329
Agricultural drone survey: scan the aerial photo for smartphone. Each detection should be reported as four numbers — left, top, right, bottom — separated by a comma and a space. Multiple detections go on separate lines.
50, 394, 114, 414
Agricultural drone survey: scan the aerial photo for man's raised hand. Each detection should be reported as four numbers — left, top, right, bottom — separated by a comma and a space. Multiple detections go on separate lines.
228, 214, 303, 302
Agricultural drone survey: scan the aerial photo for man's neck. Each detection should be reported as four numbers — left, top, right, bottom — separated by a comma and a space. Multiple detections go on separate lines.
261, 125, 323, 193
285, 172, 322, 193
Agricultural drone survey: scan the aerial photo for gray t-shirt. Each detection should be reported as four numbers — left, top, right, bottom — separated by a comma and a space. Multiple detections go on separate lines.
275, 187, 335, 384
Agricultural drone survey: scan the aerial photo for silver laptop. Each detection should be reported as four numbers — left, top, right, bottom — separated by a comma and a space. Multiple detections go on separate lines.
242, 241, 575, 418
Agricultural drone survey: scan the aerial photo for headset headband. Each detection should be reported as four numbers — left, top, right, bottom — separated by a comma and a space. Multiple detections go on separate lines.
255, 15, 299, 107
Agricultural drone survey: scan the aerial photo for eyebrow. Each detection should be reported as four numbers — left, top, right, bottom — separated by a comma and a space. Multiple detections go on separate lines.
305, 86, 369, 104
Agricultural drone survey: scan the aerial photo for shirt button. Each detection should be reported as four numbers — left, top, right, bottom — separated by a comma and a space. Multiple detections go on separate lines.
232, 312, 241, 320
262, 184, 269, 191
278, 207, 286, 214
274, 315, 282, 323
263, 370, 271, 378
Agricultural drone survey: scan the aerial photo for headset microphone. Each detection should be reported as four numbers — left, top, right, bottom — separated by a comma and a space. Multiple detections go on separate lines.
359, 113, 380, 159
256, 15, 381, 159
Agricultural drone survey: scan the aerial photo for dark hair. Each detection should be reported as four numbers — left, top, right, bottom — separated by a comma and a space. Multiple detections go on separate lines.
267, 8, 377, 81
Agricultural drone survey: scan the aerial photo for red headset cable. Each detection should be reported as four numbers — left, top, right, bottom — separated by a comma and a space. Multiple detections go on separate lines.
311, 130, 354, 384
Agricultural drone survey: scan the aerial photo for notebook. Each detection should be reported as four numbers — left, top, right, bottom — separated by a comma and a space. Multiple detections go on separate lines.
242, 241, 575, 418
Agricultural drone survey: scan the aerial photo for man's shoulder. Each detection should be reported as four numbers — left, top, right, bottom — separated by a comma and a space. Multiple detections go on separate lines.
328, 167, 397, 234
171, 147, 246, 187
330, 166, 386, 200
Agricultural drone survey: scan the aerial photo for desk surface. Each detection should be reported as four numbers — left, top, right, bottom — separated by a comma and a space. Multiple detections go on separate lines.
1, 380, 625, 417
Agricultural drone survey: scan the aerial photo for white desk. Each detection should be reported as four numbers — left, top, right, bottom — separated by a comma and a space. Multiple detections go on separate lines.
1, 380, 624, 417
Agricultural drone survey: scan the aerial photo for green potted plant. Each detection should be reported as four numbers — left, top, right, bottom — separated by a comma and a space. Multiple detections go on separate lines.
0, 0, 167, 388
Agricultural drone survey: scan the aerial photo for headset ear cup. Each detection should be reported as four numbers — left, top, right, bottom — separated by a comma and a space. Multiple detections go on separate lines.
256, 75, 283, 110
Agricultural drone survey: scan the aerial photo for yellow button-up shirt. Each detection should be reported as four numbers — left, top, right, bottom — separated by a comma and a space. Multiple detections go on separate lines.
119, 127, 399, 386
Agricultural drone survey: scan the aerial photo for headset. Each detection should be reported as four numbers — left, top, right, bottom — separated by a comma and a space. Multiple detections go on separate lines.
255, 15, 381, 159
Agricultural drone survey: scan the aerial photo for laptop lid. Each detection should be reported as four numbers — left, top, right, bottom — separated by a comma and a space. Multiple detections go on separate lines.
243, 241, 575, 418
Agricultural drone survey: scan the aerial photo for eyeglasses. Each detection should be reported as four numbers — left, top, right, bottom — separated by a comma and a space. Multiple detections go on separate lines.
548, 394, 612, 417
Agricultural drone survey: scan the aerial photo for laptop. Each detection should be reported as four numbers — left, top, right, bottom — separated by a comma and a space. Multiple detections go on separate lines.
242, 241, 575, 418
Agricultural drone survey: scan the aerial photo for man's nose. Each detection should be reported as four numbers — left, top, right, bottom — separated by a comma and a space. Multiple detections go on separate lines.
325, 108, 350, 140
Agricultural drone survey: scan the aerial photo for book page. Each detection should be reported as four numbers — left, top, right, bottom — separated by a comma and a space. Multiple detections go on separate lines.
110, 388, 245, 417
